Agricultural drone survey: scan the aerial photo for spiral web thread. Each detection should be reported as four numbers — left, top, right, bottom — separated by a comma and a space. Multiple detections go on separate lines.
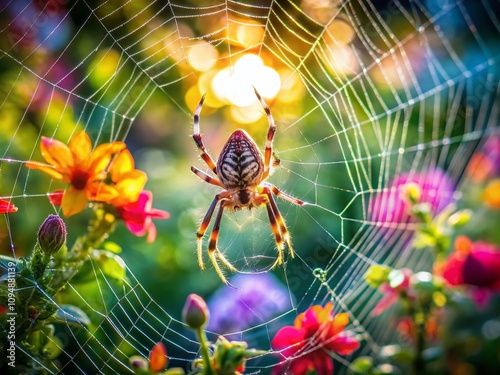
0, 0, 498, 373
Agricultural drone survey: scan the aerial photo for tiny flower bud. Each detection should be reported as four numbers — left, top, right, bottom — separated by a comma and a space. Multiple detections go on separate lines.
37, 215, 67, 255
129, 355, 148, 371
182, 293, 209, 330
149, 342, 168, 373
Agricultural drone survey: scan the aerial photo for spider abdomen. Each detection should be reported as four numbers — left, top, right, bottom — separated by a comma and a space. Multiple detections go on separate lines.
217, 129, 264, 189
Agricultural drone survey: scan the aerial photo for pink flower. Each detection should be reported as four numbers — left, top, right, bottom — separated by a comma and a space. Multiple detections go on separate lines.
271, 303, 360, 375
116, 190, 169, 243
371, 168, 454, 224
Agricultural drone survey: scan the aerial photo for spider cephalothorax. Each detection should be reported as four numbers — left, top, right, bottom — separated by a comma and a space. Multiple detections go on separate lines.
191, 88, 305, 285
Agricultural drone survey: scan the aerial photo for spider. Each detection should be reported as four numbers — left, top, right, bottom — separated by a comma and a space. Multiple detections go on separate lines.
191, 88, 305, 285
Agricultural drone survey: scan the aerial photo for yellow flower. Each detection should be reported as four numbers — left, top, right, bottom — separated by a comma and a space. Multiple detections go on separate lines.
108, 149, 147, 207
26, 131, 125, 217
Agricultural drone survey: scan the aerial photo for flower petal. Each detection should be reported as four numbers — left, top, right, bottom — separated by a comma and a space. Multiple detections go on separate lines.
48, 190, 64, 206
110, 149, 135, 181
89, 141, 126, 173
331, 312, 349, 335
69, 130, 92, 166
327, 334, 361, 355
62, 187, 88, 217
125, 216, 151, 237
40, 136, 73, 170
25, 161, 65, 181
146, 222, 157, 243
112, 170, 148, 206
0, 199, 18, 213
271, 326, 305, 357
89, 183, 119, 202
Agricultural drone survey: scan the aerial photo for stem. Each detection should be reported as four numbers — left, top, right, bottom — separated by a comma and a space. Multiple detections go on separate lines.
413, 312, 427, 375
195, 327, 214, 375
49, 207, 116, 294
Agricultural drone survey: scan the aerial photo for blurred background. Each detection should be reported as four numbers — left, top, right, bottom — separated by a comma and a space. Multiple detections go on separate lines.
0, 0, 499, 373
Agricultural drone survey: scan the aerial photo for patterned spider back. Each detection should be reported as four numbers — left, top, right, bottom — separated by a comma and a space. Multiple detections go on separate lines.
217, 129, 264, 189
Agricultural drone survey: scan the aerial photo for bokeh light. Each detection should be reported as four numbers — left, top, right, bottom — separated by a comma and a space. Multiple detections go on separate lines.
188, 42, 219, 72
211, 54, 281, 107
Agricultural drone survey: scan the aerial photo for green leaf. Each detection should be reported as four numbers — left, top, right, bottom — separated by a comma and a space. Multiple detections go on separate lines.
92, 250, 127, 282
163, 368, 186, 375
102, 241, 122, 254
68, 258, 96, 285
54, 304, 91, 326
42, 335, 63, 360
379, 345, 414, 364
348, 356, 374, 374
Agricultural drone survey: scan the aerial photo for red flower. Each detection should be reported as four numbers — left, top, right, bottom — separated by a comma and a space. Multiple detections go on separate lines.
116, 190, 169, 243
0, 199, 17, 214
442, 237, 500, 291
271, 302, 360, 375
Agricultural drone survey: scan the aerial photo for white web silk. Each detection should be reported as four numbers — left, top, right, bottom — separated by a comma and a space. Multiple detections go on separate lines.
0, 0, 498, 373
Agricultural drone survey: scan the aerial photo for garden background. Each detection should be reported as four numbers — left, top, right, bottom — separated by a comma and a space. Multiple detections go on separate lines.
0, 0, 499, 374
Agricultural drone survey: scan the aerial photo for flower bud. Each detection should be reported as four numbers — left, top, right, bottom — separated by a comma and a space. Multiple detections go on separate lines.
149, 342, 168, 373
182, 293, 209, 330
37, 215, 67, 255
129, 355, 148, 371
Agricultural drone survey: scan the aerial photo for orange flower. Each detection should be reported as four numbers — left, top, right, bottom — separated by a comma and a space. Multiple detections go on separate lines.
0, 199, 17, 214
108, 149, 147, 207
26, 131, 125, 217
483, 179, 500, 208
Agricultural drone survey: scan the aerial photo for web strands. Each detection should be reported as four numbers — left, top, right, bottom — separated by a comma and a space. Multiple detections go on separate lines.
0, 0, 499, 374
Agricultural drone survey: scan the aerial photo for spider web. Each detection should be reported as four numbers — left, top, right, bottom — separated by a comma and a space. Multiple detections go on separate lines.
0, 0, 499, 373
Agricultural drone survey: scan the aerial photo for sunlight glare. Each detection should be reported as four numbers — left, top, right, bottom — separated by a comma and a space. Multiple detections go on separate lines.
212, 54, 281, 107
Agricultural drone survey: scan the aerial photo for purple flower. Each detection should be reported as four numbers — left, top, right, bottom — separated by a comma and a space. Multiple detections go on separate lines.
207, 273, 291, 335
370, 167, 455, 224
